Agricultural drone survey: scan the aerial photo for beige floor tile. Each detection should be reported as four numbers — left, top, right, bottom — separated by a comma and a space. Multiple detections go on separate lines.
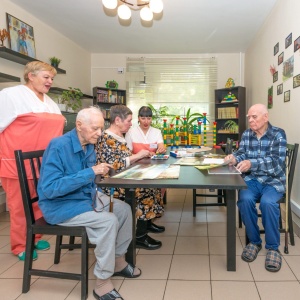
209, 236, 243, 255
178, 222, 208, 236
0, 212, 10, 222
280, 235, 300, 256
212, 281, 260, 300
0, 278, 25, 300
0, 225, 10, 235
160, 203, 183, 222
248, 255, 297, 281
0, 221, 9, 231
169, 254, 210, 280
0, 236, 10, 252
256, 281, 300, 300
210, 255, 254, 281
206, 210, 228, 223
132, 254, 172, 280
174, 236, 208, 254
180, 210, 207, 222
0, 253, 21, 276
166, 189, 187, 197
207, 222, 239, 237
119, 279, 166, 300
164, 280, 211, 300
138, 236, 176, 255
284, 255, 300, 280
17, 278, 78, 300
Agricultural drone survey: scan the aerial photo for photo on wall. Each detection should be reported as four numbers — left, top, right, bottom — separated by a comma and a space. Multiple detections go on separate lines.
294, 36, 300, 52
273, 71, 278, 83
284, 90, 290, 102
6, 13, 36, 58
282, 56, 294, 82
277, 83, 283, 95
278, 52, 284, 65
293, 74, 300, 89
285, 33, 292, 49
274, 42, 279, 56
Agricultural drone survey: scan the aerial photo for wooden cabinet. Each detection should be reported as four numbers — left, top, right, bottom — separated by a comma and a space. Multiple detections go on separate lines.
215, 86, 246, 148
93, 87, 126, 128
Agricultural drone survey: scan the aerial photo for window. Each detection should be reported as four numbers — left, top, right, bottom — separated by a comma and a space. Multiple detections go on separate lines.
126, 57, 217, 125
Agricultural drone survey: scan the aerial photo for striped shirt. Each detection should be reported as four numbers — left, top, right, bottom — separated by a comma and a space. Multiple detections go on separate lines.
233, 123, 287, 193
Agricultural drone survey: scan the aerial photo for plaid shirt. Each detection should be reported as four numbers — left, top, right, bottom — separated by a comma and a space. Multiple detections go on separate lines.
234, 123, 287, 193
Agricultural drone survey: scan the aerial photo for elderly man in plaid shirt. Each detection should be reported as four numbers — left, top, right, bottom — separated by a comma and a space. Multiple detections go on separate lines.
225, 103, 286, 272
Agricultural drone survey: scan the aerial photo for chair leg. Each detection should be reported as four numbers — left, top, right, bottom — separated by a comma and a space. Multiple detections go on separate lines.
287, 200, 295, 246
22, 232, 35, 293
193, 189, 196, 217
217, 189, 223, 204
238, 210, 243, 228
81, 232, 89, 300
69, 236, 75, 251
54, 235, 63, 264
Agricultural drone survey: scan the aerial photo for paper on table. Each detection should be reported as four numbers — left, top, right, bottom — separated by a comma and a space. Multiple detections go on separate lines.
202, 158, 224, 164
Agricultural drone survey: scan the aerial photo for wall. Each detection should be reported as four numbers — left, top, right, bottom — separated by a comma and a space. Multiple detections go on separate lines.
0, 0, 91, 94
91, 53, 245, 90
245, 0, 300, 217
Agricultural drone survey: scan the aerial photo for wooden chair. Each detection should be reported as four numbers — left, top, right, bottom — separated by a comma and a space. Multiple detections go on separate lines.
15, 149, 90, 300
192, 138, 233, 216
243, 143, 299, 253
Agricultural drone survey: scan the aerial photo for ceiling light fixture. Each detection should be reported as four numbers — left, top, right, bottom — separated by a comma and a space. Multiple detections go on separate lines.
102, 0, 163, 21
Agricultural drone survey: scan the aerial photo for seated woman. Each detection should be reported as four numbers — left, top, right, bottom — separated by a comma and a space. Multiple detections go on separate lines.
95, 105, 164, 250
125, 105, 166, 218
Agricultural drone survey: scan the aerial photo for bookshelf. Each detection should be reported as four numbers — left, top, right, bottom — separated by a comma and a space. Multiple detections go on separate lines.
215, 86, 246, 148
93, 87, 126, 128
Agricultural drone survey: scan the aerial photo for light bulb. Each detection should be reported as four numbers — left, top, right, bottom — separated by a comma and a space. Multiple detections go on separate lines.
118, 4, 131, 20
149, 0, 163, 13
102, 0, 118, 9
140, 7, 153, 21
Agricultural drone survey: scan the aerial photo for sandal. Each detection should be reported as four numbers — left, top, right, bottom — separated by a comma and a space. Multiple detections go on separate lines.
265, 249, 282, 272
93, 289, 124, 300
113, 263, 142, 278
241, 243, 262, 262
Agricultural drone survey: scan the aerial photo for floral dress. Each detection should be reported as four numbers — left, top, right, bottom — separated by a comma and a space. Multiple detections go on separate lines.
95, 130, 164, 220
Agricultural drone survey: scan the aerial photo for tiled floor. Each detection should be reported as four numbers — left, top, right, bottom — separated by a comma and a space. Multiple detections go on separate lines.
1, 188, 300, 300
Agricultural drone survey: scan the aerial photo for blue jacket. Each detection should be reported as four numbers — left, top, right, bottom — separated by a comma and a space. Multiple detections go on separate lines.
38, 128, 96, 224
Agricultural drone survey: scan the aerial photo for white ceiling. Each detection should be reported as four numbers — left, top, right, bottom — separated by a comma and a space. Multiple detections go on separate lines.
10, 0, 279, 54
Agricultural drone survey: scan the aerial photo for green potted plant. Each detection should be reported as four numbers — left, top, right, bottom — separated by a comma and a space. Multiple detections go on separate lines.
147, 103, 175, 130
60, 87, 83, 112
224, 120, 239, 133
49, 56, 61, 68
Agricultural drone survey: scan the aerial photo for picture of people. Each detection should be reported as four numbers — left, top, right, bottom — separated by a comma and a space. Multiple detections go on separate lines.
6, 13, 36, 58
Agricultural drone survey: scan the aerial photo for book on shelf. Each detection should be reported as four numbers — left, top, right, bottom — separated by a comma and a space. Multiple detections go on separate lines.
217, 107, 238, 119
97, 90, 108, 103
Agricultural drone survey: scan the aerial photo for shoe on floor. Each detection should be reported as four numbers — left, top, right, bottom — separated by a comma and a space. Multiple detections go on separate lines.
18, 250, 38, 261
265, 249, 282, 272
136, 234, 162, 250
241, 243, 262, 262
147, 221, 165, 233
35, 240, 50, 251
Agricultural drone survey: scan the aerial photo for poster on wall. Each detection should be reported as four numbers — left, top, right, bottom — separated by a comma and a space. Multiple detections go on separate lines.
6, 13, 36, 58
282, 56, 294, 82
268, 86, 273, 109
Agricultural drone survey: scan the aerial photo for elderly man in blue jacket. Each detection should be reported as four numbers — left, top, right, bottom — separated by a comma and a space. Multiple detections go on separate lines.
38, 106, 141, 300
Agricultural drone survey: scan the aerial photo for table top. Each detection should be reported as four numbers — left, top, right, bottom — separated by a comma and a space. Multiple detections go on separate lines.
96, 153, 247, 191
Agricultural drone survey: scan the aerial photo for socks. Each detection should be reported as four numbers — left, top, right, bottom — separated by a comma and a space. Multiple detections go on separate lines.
94, 278, 114, 297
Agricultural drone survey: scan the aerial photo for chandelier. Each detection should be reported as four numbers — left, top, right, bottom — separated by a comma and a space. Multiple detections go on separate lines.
102, 0, 164, 21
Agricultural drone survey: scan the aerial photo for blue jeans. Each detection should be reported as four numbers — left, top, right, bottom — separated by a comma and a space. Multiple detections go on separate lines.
237, 179, 283, 250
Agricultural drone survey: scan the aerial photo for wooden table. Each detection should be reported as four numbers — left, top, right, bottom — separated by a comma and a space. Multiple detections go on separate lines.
95, 154, 247, 271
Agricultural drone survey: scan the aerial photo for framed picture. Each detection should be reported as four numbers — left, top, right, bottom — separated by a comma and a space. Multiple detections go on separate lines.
285, 33, 292, 49
277, 83, 283, 95
274, 42, 279, 56
278, 52, 284, 65
293, 74, 300, 89
273, 71, 278, 83
294, 36, 300, 52
282, 56, 294, 82
284, 90, 290, 102
6, 13, 36, 58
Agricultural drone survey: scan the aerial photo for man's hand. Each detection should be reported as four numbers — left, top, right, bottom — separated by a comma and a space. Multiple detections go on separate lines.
236, 160, 251, 173
92, 163, 113, 175
224, 154, 237, 166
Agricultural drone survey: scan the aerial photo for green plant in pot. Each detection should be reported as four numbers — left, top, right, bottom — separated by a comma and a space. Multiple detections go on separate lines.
60, 87, 83, 112
147, 103, 175, 130
49, 56, 61, 68
224, 120, 239, 133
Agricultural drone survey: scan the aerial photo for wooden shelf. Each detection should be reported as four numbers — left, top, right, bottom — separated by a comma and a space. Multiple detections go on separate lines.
0, 47, 66, 74
0, 72, 20, 83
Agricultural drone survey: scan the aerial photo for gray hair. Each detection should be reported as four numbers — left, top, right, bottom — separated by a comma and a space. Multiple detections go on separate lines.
76, 106, 103, 124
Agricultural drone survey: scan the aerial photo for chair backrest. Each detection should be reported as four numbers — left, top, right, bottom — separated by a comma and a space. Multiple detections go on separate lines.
14, 149, 45, 227
225, 138, 233, 155
286, 143, 299, 196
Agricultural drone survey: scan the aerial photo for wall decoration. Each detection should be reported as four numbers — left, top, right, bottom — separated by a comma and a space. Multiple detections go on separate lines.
278, 52, 284, 65
293, 74, 300, 89
294, 36, 300, 52
268, 86, 273, 109
273, 71, 278, 83
270, 64, 276, 75
277, 83, 283, 95
285, 33, 292, 49
6, 13, 36, 58
284, 90, 290, 102
282, 56, 294, 82
274, 42, 279, 55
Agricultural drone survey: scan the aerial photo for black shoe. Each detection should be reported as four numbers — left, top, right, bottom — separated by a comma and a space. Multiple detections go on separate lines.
136, 234, 162, 250
147, 221, 165, 233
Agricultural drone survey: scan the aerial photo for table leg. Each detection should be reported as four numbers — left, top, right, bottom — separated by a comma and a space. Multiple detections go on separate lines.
226, 189, 236, 271
125, 188, 136, 265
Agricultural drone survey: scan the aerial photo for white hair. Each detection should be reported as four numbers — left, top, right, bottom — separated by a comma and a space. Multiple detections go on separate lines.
76, 106, 103, 124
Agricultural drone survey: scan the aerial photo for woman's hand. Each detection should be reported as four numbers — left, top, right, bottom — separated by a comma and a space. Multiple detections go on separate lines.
138, 149, 152, 159
156, 145, 166, 154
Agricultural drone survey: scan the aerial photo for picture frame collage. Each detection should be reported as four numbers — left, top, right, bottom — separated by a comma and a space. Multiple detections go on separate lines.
273, 31, 300, 104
